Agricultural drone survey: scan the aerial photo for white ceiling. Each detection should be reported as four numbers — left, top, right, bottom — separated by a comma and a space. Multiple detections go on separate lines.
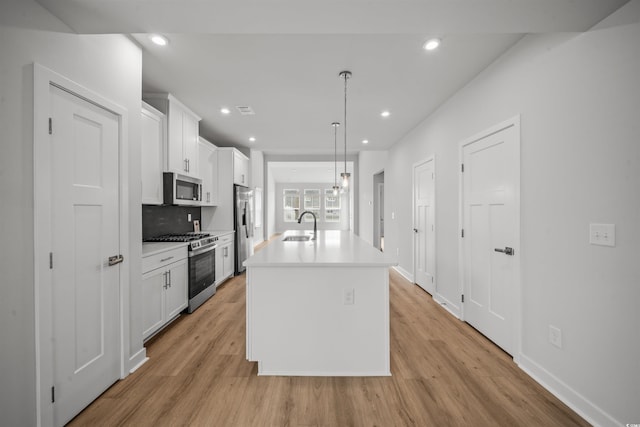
32, 0, 628, 155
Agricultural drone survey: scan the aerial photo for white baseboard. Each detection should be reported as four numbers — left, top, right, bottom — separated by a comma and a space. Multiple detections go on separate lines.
258, 370, 392, 377
392, 265, 414, 283
433, 293, 461, 318
128, 348, 148, 374
518, 354, 620, 427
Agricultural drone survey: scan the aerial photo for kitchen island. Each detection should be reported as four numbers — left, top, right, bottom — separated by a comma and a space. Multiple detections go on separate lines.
244, 230, 396, 376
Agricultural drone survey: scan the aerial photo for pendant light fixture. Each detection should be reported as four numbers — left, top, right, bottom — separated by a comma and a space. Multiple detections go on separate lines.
331, 122, 341, 196
339, 70, 352, 190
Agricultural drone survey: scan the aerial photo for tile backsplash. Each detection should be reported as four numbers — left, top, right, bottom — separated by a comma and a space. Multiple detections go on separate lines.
142, 205, 202, 240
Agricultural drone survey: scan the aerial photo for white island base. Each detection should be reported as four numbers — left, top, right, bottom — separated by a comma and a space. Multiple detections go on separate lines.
245, 231, 395, 376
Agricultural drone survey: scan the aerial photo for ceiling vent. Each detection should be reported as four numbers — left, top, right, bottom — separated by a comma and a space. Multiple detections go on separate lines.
236, 106, 255, 115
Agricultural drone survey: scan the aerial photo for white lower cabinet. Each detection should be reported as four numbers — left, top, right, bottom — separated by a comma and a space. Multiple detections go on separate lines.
215, 233, 234, 286
142, 247, 188, 341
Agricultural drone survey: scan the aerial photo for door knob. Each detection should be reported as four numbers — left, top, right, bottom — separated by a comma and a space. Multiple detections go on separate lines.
494, 247, 514, 256
413, 228, 418, 233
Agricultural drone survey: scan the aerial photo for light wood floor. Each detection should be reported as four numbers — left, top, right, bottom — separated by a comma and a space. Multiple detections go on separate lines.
69, 269, 588, 426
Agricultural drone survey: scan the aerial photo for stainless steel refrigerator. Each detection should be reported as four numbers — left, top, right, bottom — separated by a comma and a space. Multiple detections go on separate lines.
234, 185, 254, 274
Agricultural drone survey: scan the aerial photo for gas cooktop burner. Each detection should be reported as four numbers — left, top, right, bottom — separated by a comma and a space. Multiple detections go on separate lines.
145, 232, 211, 243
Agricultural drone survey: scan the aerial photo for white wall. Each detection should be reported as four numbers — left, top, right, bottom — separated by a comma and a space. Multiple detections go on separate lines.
0, 3, 143, 424
358, 151, 387, 245
385, 11, 640, 426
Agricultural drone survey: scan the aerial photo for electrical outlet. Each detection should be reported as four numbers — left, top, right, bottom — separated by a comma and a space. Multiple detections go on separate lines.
549, 325, 562, 348
188, 213, 192, 222
343, 288, 355, 305
589, 223, 615, 247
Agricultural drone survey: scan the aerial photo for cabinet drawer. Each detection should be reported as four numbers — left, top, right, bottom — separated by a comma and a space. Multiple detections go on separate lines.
216, 233, 234, 245
143, 246, 187, 273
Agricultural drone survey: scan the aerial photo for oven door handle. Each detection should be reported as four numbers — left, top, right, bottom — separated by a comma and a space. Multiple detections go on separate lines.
189, 244, 217, 257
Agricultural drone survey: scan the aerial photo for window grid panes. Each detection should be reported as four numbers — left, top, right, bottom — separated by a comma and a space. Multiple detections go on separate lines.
324, 189, 341, 222
303, 189, 321, 222
283, 189, 300, 222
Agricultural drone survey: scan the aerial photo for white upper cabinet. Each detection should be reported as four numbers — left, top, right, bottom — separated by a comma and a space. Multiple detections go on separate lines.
199, 137, 218, 206
233, 150, 250, 186
143, 93, 201, 179
141, 102, 165, 205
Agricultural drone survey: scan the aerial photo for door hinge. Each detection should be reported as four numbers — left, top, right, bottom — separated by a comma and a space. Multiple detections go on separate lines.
431, 277, 434, 283
461, 229, 464, 238
51, 386, 55, 403
461, 163, 464, 173
461, 294, 464, 303
48, 118, 52, 135
49, 252, 53, 269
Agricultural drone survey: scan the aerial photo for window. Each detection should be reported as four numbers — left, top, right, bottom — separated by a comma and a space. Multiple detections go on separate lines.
324, 189, 341, 222
283, 189, 300, 222
302, 189, 321, 222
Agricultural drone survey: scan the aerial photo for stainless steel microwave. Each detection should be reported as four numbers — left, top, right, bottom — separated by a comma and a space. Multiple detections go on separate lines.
163, 172, 202, 205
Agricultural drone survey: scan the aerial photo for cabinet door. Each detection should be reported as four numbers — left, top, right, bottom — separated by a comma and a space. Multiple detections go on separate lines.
223, 243, 234, 279
142, 268, 166, 340
233, 151, 248, 186
198, 141, 218, 206
165, 259, 188, 320
141, 106, 164, 204
182, 113, 199, 177
215, 244, 224, 285
167, 104, 185, 173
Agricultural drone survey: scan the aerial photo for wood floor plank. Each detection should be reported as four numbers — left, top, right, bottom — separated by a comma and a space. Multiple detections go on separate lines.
68, 270, 589, 427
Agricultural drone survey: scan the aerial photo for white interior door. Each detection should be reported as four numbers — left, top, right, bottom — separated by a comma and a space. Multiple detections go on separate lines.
50, 85, 121, 426
462, 120, 519, 355
413, 158, 435, 294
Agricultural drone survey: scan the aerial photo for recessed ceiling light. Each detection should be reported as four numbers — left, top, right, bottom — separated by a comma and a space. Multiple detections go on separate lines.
249, 137, 256, 142
423, 38, 441, 51
220, 107, 230, 115
381, 111, 391, 118
150, 34, 169, 46
362, 139, 369, 144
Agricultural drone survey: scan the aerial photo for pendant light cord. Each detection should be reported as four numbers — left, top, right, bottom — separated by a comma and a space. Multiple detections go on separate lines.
334, 123, 338, 189
343, 73, 348, 177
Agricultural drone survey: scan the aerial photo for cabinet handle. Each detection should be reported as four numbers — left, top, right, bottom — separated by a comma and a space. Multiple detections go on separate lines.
160, 256, 174, 262
168, 270, 172, 287
241, 174, 245, 184
184, 159, 188, 172
187, 159, 190, 173
163, 271, 169, 289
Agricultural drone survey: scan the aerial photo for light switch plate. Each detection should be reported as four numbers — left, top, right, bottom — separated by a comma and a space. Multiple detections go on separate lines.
549, 325, 562, 348
589, 223, 615, 247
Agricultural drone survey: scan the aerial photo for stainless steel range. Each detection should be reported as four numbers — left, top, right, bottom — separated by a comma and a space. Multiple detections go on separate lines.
145, 232, 218, 313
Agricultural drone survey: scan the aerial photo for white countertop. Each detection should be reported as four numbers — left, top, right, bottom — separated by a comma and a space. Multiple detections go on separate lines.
142, 241, 189, 257
244, 230, 397, 267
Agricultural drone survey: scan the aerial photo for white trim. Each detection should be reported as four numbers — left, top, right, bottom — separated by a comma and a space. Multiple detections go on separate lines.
518, 355, 620, 427
432, 293, 461, 318
128, 350, 149, 374
458, 115, 521, 361
258, 370, 392, 377
411, 155, 436, 293
392, 265, 414, 283
33, 63, 130, 426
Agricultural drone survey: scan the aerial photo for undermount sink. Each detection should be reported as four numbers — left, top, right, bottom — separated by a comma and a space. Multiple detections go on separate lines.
282, 235, 312, 242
